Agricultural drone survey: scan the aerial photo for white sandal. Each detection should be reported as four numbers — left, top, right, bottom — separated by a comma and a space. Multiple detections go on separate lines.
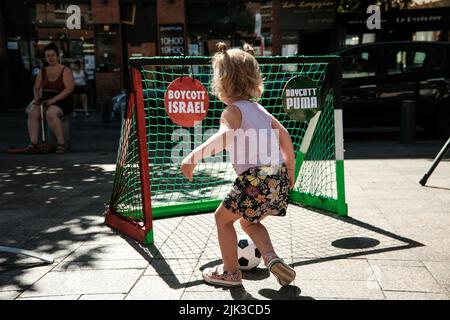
267, 258, 296, 286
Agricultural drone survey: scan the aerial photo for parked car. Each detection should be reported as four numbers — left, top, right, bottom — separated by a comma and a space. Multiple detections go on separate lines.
337, 41, 450, 136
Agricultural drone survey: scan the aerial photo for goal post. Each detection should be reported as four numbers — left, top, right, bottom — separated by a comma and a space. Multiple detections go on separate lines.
105, 55, 348, 245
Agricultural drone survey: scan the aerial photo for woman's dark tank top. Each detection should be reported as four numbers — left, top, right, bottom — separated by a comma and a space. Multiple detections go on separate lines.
42, 66, 66, 93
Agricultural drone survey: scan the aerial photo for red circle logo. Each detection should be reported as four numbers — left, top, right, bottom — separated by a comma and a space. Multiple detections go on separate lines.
164, 77, 209, 128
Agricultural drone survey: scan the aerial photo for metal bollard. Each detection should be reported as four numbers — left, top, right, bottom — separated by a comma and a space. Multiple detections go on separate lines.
400, 100, 416, 144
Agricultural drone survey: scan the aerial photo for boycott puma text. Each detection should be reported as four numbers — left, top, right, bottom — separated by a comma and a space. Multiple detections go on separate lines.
285, 88, 318, 110
285, 88, 317, 97
286, 97, 318, 110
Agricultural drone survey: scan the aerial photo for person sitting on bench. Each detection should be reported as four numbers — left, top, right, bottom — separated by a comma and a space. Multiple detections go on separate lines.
20, 43, 75, 154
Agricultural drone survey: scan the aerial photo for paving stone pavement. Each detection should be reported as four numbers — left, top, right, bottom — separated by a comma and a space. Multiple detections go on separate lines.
0, 112, 449, 300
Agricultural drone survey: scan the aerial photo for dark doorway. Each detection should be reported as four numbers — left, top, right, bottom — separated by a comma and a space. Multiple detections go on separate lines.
298, 31, 334, 55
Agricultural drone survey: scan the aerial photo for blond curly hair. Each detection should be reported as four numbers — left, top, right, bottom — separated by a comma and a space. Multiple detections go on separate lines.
211, 42, 263, 103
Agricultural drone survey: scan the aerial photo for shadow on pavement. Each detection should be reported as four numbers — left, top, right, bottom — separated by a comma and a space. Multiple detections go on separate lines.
0, 112, 432, 298
0, 112, 121, 292
119, 205, 424, 300
290, 209, 424, 269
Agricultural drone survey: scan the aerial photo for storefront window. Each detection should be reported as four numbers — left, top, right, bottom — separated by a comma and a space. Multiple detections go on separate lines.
186, 1, 257, 55
95, 25, 121, 73
362, 33, 376, 44
345, 33, 376, 47
345, 35, 360, 46
282, 44, 297, 56
413, 31, 442, 41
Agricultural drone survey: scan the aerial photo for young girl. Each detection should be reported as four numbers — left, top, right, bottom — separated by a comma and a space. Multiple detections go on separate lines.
181, 42, 297, 287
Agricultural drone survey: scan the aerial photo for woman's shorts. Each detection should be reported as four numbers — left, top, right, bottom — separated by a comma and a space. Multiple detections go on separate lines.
223, 163, 290, 223
42, 91, 74, 116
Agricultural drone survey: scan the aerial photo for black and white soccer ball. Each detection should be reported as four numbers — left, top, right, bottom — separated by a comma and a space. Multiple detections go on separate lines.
237, 235, 262, 270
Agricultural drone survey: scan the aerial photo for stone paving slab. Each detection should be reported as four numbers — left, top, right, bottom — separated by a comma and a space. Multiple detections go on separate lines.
79, 293, 127, 300
16, 294, 81, 300
368, 261, 445, 293
422, 261, 450, 289
125, 275, 186, 300
144, 258, 199, 276
383, 291, 449, 300
54, 259, 149, 272
62, 243, 149, 262
0, 265, 53, 292
291, 279, 385, 300
0, 291, 21, 300
294, 259, 372, 282
18, 269, 143, 298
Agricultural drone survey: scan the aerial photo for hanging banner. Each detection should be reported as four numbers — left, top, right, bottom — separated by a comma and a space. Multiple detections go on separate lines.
165, 77, 209, 128
282, 76, 321, 122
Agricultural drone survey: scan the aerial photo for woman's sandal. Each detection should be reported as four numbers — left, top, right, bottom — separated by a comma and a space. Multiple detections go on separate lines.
55, 144, 66, 154
267, 257, 296, 286
7, 143, 41, 154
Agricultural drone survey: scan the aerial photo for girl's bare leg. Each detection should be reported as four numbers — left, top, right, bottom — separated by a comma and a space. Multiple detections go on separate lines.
214, 203, 241, 273
240, 218, 277, 265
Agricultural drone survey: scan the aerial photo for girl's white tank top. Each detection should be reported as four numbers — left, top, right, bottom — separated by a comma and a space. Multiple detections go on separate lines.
227, 100, 284, 175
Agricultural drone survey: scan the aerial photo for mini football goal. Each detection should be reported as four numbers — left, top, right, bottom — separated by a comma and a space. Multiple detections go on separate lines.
105, 55, 348, 245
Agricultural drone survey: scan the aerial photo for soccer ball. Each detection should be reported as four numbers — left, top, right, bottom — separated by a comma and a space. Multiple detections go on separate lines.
237, 235, 262, 270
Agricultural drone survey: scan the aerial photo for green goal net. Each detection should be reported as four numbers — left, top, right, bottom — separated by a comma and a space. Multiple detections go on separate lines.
105, 56, 347, 245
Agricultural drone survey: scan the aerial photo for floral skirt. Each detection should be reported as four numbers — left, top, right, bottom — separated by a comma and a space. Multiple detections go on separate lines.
223, 163, 290, 223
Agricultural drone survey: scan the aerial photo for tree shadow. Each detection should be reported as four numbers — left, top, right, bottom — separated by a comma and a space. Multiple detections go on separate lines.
0, 150, 119, 294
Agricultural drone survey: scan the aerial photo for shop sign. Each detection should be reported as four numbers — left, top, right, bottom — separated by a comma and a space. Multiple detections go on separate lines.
280, 0, 336, 30
345, 8, 448, 28
395, 14, 443, 24
159, 24, 184, 56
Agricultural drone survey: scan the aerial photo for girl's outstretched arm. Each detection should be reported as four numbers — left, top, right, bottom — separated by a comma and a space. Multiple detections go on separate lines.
181, 105, 241, 181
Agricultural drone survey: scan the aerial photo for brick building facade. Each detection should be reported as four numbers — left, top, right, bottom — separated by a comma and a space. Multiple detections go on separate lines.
1, 0, 449, 111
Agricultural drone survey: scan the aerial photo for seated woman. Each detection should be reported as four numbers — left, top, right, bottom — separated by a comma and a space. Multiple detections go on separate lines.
23, 43, 75, 153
